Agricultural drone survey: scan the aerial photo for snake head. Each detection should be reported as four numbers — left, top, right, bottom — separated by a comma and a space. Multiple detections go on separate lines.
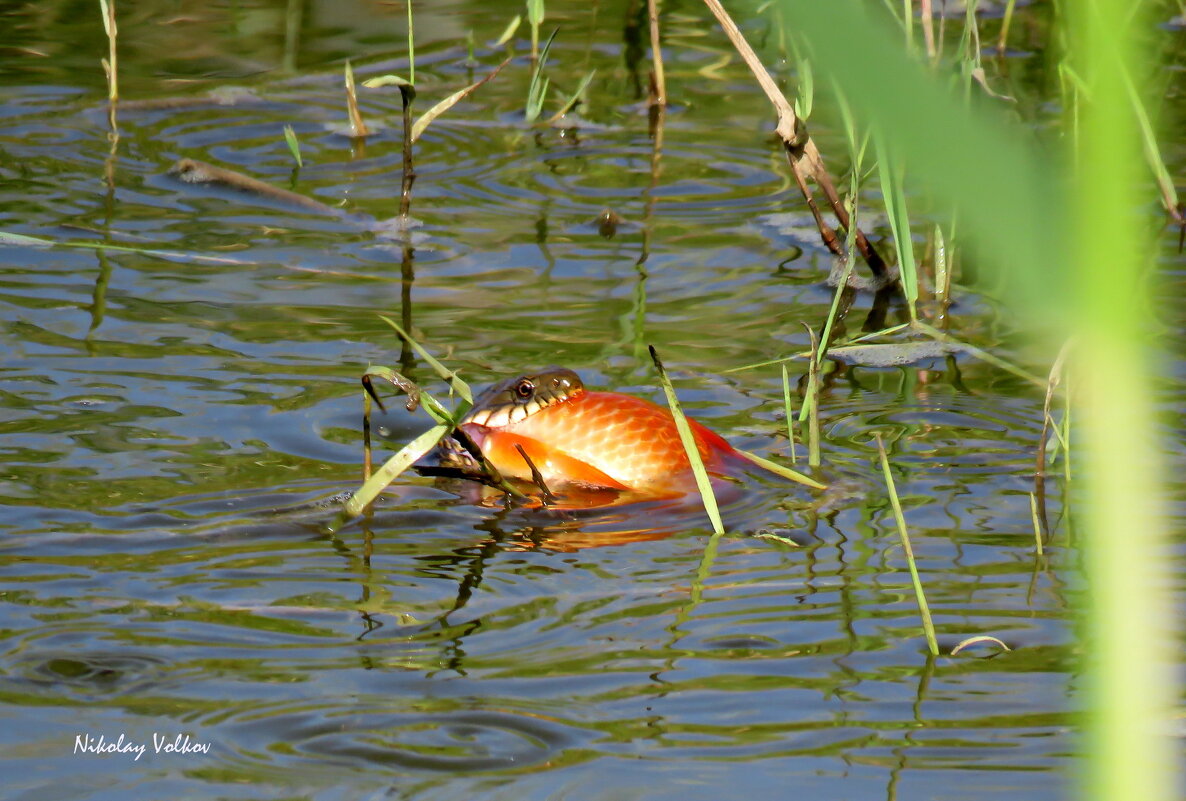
461, 367, 584, 429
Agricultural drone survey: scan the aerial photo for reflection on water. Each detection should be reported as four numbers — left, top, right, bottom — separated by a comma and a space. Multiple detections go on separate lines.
2, 0, 1178, 799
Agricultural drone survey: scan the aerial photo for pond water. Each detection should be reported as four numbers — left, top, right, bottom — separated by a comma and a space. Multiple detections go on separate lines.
2, 1, 1183, 799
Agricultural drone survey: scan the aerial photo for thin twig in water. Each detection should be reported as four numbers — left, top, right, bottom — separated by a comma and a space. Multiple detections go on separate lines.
515, 443, 558, 503
648, 0, 666, 107
450, 427, 529, 500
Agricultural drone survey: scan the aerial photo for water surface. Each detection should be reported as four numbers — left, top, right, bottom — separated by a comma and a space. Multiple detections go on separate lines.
2, 2, 1182, 799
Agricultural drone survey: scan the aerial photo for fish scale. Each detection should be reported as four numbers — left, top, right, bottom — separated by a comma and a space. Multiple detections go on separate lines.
461, 389, 736, 493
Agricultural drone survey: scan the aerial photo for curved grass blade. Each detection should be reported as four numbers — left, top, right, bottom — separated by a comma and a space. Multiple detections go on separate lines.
526, 28, 560, 122
875, 134, 918, 317
411, 58, 511, 144
363, 74, 412, 89
876, 434, 938, 656
734, 448, 826, 491
361, 365, 457, 425
377, 315, 473, 403
911, 320, 1044, 387
950, 635, 1011, 656
546, 69, 596, 124
649, 346, 724, 535
722, 323, 911, 373
342, 424, 449, 518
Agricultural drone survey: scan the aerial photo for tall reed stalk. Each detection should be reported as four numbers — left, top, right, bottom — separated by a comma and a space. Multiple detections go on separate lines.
771, 2, 1172, 797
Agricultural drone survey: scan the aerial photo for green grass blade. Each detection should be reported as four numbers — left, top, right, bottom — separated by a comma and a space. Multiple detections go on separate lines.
1029, 492, 1044, 556
282, 125, 302, 168
411, 58, 511, 143
912, 321, 1044, 387
876, 435, 938, 656
1118, 57, 1180, 215
649, 346, 725, 535
526, 28, 559, 122
343, 424, 448, 517
377, 316, 473, 403
362, 365, 458, 425
546, 69, 596, 123
723, 323, 912, 374
874, 134, 918, 316
734, 448, 825, 490
781, 363, 797, 464
407, 0, 415, 85
1071, 4, 1171, 798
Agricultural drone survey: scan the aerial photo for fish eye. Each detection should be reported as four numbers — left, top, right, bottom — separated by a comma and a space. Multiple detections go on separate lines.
514, 378, 535, 399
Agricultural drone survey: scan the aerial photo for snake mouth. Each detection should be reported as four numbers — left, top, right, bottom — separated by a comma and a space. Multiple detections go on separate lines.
417, 368, 585, 484
461, 367, 584, 429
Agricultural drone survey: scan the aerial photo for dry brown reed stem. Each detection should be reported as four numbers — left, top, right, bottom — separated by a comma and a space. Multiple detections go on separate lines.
700, 0, 891, 281
648, 0, 666, 107
1034, 339, 1073, 539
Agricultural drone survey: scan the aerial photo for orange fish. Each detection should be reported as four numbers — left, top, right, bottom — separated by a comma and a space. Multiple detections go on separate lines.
450, 367, 738, 495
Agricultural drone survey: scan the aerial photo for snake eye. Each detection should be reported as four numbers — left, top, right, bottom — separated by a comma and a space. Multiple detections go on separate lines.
514, 378, 535, 400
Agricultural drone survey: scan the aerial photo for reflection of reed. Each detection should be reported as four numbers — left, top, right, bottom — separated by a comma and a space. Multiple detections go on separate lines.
399, 241, 415, 376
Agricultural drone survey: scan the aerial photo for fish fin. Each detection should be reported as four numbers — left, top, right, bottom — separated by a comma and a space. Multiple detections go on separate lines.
482, 431, 632, 491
